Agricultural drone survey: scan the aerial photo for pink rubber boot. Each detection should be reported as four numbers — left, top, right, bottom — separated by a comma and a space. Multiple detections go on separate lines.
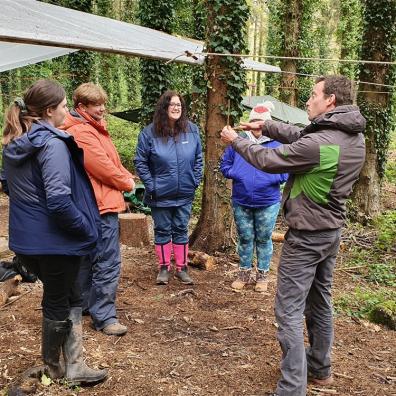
173, 243, 193, 285
155, 242, 172, 284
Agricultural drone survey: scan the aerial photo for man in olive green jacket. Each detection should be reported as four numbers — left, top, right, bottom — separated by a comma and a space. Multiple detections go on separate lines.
221, 75, 366, 396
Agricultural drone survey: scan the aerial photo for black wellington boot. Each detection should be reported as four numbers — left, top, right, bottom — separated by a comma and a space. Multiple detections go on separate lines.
42, 317, 72, 379
63, 307, 108, 385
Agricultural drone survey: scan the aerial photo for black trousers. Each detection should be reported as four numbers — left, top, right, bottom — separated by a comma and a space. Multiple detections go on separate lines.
17, 254, 83, 321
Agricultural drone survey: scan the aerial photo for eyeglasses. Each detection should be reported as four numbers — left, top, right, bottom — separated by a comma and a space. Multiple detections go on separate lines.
169, 103, 182, 108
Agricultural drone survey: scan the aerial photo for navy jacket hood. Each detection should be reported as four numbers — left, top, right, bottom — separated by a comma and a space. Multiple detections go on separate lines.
3, 122, 71, 166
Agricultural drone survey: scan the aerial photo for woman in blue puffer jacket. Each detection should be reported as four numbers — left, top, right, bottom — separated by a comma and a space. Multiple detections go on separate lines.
220, 102, 288, 292
134, 90, 203, 286
2, 80, 106, 385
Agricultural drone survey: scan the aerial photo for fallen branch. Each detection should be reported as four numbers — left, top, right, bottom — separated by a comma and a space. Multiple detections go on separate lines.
221, 326, 246, 331
188, 250, 216, 270
311, 387, 338, 394
335, 265, 366, 272
334, 372, 354, 380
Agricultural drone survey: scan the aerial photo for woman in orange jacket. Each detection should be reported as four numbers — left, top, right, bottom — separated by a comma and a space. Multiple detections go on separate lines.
62, 83, 134, 336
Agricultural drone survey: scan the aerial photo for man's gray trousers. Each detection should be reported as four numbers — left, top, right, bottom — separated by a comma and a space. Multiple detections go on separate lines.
275, 228, 341, 396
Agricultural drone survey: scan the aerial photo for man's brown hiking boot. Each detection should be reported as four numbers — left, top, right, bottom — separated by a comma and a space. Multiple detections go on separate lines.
308, 373, 334, 386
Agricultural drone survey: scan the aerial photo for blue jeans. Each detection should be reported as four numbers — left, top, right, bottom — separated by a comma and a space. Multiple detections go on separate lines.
77, 213, 121, 330
233, 202, 280, 272
151, 203, 192, 244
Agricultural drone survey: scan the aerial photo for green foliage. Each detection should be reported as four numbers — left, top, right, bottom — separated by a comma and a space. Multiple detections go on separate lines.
263, 0, 282, 98
385, 129, 396, 183
335, 286, 396, 319
106, 115, 140, 172
138, 0, 175, 125
369, 300, 396, 329
359, 101, 395, 179
335, 213, 396, 326
192, 182, 203, 216
373, 210, 396, 252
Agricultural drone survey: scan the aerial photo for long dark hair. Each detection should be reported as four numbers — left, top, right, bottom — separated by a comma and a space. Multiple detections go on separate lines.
2, 79, 65, 145
153, 90, 188, 139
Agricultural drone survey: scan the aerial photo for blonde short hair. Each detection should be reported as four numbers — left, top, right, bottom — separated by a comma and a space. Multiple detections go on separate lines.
72, 83, 108, 107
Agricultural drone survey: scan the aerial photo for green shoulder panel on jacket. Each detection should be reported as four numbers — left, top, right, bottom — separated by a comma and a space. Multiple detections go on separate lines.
290, 144, 340, 204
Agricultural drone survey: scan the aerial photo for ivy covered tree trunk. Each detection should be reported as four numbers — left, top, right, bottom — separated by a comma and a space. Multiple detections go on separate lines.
279, 0, 302, 106
265, 0, 316, 107
138, 1, 174, 124
190, 0, 207, 131
336, 0, 363, 79
352, 0, 396, 220
190, 0, 249, 253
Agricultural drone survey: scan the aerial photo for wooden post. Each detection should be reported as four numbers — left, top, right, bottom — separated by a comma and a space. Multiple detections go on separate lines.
118, 213, 150, 247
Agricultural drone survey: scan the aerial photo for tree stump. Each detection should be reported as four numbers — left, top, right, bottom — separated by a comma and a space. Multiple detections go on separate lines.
119, 213, 150, 247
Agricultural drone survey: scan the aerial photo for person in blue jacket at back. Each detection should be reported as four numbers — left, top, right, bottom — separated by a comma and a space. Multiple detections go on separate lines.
1, 80, 107, 385
221, 102, 288, 292
134, 90, 203, 285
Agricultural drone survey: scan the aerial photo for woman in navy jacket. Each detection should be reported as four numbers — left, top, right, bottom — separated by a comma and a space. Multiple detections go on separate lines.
220, 102, 288, 292
134, 90, 203, 285
2, 80, 106, 385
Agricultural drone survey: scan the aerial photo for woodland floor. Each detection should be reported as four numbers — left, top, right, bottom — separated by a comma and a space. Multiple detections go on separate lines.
0, 193, 395, 396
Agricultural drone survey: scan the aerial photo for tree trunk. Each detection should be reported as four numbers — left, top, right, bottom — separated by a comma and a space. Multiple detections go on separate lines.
190, 0, 248, 253
190, 55, 234, 253
279, 0, 302, 106
352, 136, 381, 219
352, 0, 396, 220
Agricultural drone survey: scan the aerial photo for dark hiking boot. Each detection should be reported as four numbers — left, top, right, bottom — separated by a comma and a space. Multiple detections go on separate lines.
231, 270, 251, 290
42, 317, 71, 379
63, 307, 107, 385
156, 265, 170, 285
175, 267, 194, 285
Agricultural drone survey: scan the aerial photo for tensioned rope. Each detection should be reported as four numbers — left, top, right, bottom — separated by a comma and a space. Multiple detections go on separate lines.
197, 51, 396, 66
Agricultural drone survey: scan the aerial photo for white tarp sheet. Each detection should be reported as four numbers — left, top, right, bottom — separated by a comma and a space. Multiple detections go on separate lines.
0, 0, 281, 73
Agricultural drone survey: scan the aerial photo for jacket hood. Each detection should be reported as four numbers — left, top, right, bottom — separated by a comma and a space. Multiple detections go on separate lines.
61, 109, 108, 135
62, 110, 86, 129
307, 105, 366, 135
3, 122, 69, 166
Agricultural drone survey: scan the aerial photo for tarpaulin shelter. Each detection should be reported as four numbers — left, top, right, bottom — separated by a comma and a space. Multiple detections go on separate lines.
0, 0, 281, 73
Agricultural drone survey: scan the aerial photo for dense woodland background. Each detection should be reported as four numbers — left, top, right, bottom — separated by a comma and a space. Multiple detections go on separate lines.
0, 0, 395, 326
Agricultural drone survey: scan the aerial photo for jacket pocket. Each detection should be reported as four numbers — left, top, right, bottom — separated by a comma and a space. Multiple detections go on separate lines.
153, 173, 178, 199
